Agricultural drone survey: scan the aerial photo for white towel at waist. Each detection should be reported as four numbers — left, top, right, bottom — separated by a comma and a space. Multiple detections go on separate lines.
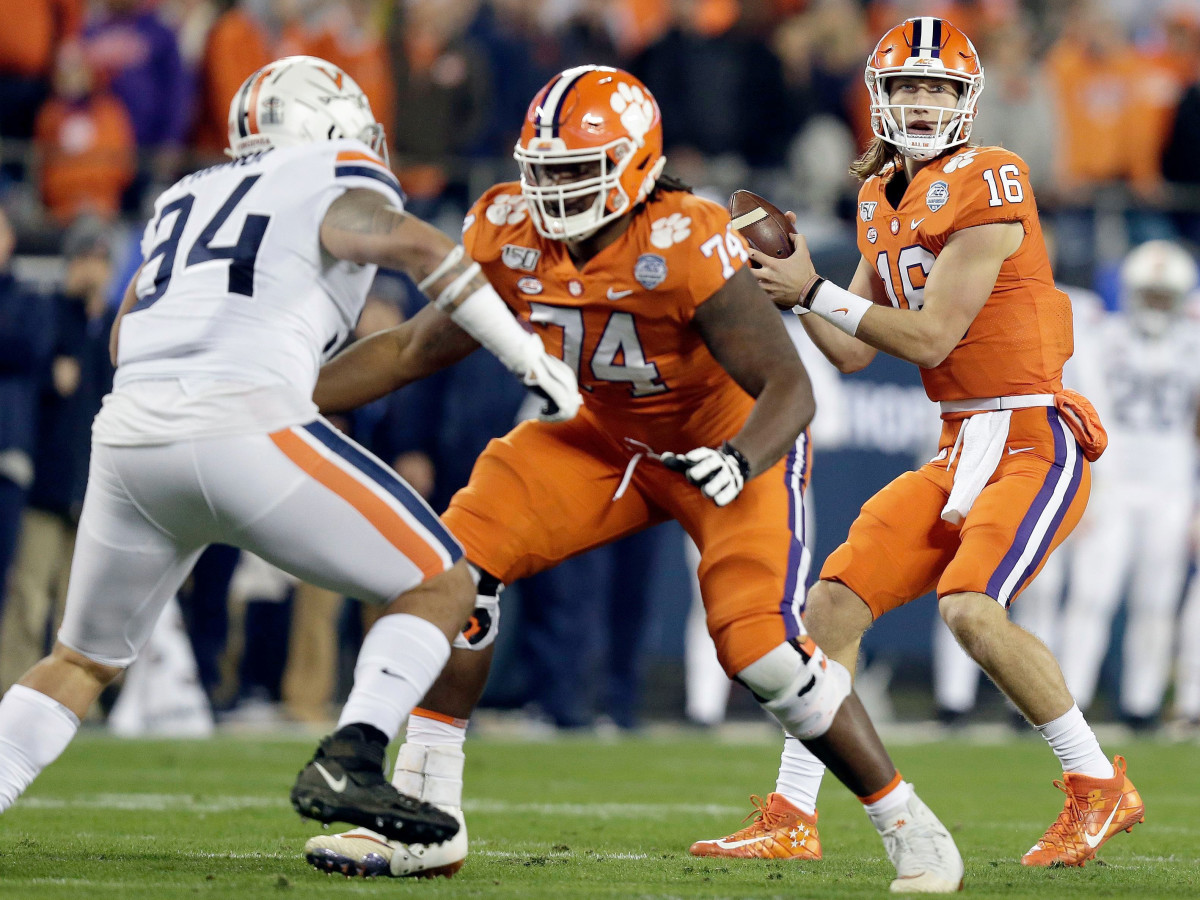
941, 410, 1012, 525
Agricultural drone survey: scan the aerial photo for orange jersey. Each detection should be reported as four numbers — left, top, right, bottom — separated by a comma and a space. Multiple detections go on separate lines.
463, 183, 754, 451
856, 146, 1072, 402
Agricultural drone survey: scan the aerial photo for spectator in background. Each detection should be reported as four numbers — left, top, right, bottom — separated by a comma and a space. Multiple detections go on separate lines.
970, 16, 1058, 196
1045, 0, 1175, 283
0, 217, 115, 692
192, 0, 313, 160
0, 208, 56, 618
306, 0, 394, 143
632, 0, 794, 177
0, 0, 84, 188
82, 0, 193, 207
384, 0, 492, 216
1159, 9, 1200, 244
33, 42, 136, 226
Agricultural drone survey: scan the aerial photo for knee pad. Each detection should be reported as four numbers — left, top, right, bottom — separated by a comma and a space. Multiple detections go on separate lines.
736, 639, 852, 740
452, 567, 502, 651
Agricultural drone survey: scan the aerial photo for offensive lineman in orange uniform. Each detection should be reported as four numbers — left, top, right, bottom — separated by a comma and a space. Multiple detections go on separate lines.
303, 65, 965, 891
693, 18, 1144, 869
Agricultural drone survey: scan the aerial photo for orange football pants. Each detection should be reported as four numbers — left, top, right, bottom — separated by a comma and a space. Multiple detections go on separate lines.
443, 409, 812, 676
821, 406, 1091, 618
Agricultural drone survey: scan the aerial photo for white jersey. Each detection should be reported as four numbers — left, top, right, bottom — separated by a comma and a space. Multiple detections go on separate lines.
95, 139, 404, 445
1072, 307, 1200, 491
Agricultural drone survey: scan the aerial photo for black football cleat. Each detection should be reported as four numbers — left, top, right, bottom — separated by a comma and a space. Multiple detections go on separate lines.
290, 726, 459, 844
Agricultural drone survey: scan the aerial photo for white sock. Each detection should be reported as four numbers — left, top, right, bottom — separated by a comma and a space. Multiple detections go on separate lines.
862, 778, 915, 833
0, 685, 81, 812
775, 735, 825, 816
1036, 704, 1114, 778
337, 613, 450, 739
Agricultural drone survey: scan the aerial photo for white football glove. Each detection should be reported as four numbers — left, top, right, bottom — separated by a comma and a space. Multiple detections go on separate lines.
521, 335, 582, 423
661, 442, 751, 507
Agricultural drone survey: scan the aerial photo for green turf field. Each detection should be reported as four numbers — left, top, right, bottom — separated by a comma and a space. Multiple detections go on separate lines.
0, 731, 1194, 898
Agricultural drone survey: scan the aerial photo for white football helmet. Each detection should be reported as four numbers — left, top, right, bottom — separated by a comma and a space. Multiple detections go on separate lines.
1119, 240, 1199, 337
227, 56, 387, 161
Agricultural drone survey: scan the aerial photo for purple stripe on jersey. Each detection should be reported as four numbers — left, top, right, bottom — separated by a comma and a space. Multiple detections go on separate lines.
780, 434, 808, 640
334, 165, 405, 204
985, 408, 1070, 602
1006, 413, 1084, 604
302, 420, 463, 562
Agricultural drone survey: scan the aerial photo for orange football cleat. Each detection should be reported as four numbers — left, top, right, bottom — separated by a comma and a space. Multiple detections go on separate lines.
1021, 756, 1145, 867
690, 793, 821, 860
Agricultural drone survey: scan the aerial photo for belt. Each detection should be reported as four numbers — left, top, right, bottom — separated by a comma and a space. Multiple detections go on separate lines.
939, 394, 1055, 415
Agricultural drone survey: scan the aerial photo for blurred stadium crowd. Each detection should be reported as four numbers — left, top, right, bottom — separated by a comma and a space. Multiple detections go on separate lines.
3, 0, 1200, 736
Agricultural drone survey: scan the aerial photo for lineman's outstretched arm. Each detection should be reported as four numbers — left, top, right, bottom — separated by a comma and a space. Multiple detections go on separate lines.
320, 189, 580, 420
314, 304, 478, 413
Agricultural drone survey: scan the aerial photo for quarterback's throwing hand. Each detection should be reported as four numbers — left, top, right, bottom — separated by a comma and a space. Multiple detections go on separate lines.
523, 340, 583, 422
661, 443, 750, 507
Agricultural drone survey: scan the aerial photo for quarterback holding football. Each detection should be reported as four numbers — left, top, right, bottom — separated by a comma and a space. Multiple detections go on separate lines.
699, 17, 1144, 871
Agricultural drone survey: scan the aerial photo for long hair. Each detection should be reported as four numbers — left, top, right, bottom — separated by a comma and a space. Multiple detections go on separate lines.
849, 136, 903, 182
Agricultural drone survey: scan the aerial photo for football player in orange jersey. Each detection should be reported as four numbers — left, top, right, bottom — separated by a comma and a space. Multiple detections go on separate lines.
698, 17, 1144, 869
301, 65, 964, 891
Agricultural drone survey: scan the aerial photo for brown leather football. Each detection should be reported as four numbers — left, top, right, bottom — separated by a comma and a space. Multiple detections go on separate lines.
728, 190, 796, 263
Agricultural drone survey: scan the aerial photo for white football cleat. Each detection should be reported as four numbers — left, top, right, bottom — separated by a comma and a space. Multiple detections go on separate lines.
304, 807, 468, 878
880, 794, 964, 893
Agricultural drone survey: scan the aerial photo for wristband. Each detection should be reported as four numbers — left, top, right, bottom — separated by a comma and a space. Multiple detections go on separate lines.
721, 441, 752, 480
447, 284, 539, 375
807, 281, 874, 336
417, 245, 465, 293
798, 274, 826, 309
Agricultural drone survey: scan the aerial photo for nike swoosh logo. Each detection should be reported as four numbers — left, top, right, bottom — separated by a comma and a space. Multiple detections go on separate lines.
911, 218, 926, 229
1007, 446, 1035, 455
313, 762, 348, 793
607, 288, 633, 300
713, 835, 772, 849
833, 307, 849, 315
1084, 798, 1122, 848
381, 667, 409, 680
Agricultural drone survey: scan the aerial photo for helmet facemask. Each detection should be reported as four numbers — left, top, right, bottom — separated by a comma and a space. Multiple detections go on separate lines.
515, 137, 637, 242
867, 70, 982, 161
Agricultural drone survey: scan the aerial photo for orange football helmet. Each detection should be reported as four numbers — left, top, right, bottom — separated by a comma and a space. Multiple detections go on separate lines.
514, 66, 666, 241
865, 18, 984, 160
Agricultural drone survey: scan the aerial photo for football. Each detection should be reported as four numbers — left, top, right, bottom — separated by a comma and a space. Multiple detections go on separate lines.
728, 189, 796, 263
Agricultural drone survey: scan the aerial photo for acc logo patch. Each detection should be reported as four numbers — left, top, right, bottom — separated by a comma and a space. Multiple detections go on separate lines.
486, 193, 527, 226
859, 201, 877, 222
501, 244, 540, 271
926, 180, 950, 212
890, 217, 900, 235
634, 253, 668, 290
517, 276, 543, 295
866, 226, 878, 244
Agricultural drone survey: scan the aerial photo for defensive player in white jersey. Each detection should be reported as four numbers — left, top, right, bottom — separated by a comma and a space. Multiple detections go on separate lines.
1057, 240, 1200, 726
0, 56, 581, 842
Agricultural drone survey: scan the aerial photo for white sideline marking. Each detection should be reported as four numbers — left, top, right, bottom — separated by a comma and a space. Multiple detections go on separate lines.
17, 794, 746, 818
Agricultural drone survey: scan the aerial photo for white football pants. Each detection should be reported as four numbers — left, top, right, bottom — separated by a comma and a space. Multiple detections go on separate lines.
59, 419, 461, 667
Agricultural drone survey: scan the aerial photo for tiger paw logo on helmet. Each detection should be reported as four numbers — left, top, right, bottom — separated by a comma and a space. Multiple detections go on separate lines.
610, 82, 655, 145
650, 213, 692, 250
486, 193, 528, 227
